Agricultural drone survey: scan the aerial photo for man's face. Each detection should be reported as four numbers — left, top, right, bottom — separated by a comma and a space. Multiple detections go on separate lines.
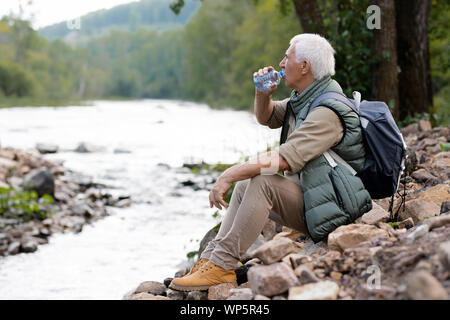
279, 44, 302, 89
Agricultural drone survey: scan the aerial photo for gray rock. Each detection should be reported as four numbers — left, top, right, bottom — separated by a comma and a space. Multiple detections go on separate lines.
7, 241, 20, 255
441, 200, 450, 214
21, 240, 38, 253
134, 281, 167, 296
23, 169, 55, 197
248, 262, 298, 297
406, 225, 429, 244
113, 148, 131, 154
437, 240, 450, 271
167, 288, 187, 300
252, 237, 298, 264
406, 270, 448, 300
227, 288, 254, 300
186, 291, 208, 300
35, 143, 58, 154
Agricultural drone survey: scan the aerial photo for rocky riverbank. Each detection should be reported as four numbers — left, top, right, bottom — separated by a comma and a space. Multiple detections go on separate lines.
125, 122, 450, 300
0, 147, 131, 257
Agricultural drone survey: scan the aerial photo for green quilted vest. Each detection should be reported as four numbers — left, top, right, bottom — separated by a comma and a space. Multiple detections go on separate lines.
288, 77, 372, 242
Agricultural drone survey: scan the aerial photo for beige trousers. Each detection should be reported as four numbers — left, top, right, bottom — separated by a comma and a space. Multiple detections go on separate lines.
200, 174, 307, 270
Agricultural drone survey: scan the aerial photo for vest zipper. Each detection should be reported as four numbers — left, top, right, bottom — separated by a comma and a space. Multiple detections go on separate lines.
329, 170, 345, 211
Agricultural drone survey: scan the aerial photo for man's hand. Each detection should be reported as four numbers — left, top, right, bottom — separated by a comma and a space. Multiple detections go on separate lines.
209, 176, 233, 210
254, 66, 278, 96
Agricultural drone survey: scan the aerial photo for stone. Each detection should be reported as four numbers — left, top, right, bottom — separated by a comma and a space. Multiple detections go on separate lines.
134, 281, 167, 296
0, 158, 17, 170
357, 202, 390, 225
423, 213, 450, 230
441, 200, 450, 214
411, 169, 440, 185
126, 292, 171, 300
418, 120, 432, 132
281, 253, 308, 269
398, 218, 415, 229
247, 262, 298, 297
299, 240, 328, 256
400, 123, 418, 137
272, 226, 304, 241
399, 199, 440, 223
167, 289, 187, 300
261, 219, 277, 241
294, 266, 320, 285
207, 282, 236, 300
288, 281, 340, 300
437, 240, 450, 271
7, 241, 20, 255
327, 224, 390, 252
242, 234, 266, 261
35, 143, 58, 154
186, 291, 208, 300
254, 294, 270, 300
23, 169, 55, 197
74, 142, 103, 153
227, 288, 254, 300
21, 240, 38, 253
406, 270, 448, 300
406, 225, 430, 244
408, 184, 450, 206
252, 237, 299, 264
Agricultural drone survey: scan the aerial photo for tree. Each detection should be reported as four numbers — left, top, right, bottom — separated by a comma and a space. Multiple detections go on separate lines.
395, 0, 433, 120
370, 0, 399, 117
292, 0, 326, 35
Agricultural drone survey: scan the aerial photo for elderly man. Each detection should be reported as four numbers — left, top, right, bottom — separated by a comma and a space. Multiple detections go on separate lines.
169, 33, 371, 292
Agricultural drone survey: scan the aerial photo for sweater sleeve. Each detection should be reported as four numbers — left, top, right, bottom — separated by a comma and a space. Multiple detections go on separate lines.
276, 106, 344, 174
266, 97, 290, 129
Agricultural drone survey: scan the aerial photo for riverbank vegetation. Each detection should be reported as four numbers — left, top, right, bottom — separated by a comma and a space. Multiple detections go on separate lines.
0, 0, 448, 125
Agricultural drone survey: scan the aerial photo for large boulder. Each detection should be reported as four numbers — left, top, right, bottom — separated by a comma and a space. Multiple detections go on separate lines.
252, 237, 300, 264
23, 168, 55, 197
399, 199, 441, 224
327, 224, 389, 252
247, 262, 298, 297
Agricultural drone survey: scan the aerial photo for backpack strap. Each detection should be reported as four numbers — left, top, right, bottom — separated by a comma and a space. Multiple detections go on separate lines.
280, 101, 294, 145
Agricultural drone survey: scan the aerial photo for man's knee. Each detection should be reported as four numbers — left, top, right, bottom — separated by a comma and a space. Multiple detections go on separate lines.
234, 179, 249, 197
249, 174, 273, 187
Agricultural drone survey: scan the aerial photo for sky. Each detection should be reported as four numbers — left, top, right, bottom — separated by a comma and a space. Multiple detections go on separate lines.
0, 0, 140, 29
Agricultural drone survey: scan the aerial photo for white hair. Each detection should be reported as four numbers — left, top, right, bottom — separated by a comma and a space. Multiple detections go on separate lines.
289, 34, 336, 80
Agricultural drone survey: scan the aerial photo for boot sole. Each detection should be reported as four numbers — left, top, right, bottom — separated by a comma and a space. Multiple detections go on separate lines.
168, 280, 237, 292
168, 283, 211, 292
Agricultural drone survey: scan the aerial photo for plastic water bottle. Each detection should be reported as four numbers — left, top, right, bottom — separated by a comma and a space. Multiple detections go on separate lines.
254, 69, 285, 92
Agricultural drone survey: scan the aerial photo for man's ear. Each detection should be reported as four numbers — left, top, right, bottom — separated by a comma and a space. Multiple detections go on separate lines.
300, 61, 311, 75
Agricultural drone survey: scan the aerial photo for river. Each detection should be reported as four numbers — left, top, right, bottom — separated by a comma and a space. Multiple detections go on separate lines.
0, 99, 280, 299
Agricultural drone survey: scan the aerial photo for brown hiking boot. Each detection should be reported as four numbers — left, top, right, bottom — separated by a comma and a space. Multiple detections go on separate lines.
185, 258, 208, 276
169, 261, 237, 292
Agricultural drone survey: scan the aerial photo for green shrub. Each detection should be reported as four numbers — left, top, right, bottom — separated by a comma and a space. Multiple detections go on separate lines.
0, 187, 54, 226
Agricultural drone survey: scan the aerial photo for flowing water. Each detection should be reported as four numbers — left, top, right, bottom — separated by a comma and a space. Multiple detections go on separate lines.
0, 99, 280, 299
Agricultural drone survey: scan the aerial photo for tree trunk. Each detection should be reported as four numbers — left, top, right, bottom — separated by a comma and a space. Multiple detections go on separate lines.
291, 0, 326, 35
370, 0, 399, 118
395, 0, 433, 120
